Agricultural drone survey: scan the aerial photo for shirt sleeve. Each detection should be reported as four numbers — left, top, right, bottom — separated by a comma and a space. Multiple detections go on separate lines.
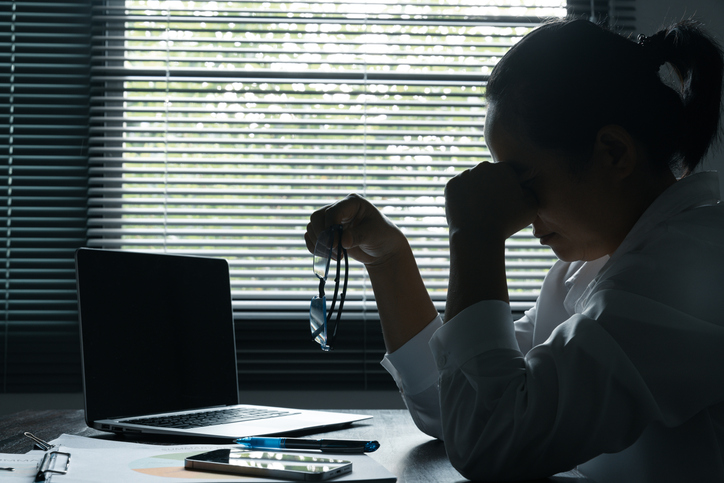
380, 300, 516, 440
428, 289, 724, 481
513, 304, 536, 354
380, 315, 444, 439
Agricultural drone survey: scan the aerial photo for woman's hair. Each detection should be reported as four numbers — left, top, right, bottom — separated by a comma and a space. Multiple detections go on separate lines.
486, 18, 724, 175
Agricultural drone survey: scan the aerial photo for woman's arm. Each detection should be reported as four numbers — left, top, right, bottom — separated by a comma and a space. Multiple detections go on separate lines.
444, 161, 537, 319
305, 194, 438, 353
365, 243, 439, 352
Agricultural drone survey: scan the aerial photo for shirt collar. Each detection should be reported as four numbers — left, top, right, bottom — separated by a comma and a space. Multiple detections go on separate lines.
570, 171, 720, 314
608, 171, 720, 264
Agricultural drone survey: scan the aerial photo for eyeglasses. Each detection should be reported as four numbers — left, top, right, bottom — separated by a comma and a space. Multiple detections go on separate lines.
310, 225, 348, 351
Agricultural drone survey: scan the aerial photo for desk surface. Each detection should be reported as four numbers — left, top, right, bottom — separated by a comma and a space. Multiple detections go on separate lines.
0, 409, 592, 482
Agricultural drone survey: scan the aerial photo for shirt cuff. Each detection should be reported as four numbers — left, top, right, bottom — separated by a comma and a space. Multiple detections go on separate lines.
429, 300, 518, 370
380, 315, 443, 396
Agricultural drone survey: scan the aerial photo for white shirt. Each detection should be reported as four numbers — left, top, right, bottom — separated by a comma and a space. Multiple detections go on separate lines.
381, 171, 724, 482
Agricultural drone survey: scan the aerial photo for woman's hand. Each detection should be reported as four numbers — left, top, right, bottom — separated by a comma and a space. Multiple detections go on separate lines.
305, 193, 409, 267
445, 161, 538, 242
306, 194, 438, 352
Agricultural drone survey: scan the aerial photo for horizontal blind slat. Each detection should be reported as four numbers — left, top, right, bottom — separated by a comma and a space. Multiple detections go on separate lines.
2, 0, 90, 392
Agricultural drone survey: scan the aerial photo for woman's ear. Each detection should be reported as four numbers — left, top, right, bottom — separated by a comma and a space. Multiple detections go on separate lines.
593, 124, 639, 180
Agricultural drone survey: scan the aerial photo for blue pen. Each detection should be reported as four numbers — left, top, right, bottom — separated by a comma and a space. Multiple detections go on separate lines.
236, 436, 380, 454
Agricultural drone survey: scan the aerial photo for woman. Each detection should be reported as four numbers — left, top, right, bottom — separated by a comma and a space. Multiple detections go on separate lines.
305, 19, 724, 481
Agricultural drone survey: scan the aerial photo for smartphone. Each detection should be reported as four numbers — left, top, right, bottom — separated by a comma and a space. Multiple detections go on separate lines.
184, 449, 352, 481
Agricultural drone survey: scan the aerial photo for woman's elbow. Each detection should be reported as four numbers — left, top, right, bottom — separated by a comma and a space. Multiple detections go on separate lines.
443, 427, 551, 481
448, 448, 550, 482
409, 407, 444, 440
447, 444, 513, 481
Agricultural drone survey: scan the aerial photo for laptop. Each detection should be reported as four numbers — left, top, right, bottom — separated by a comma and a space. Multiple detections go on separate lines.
75, 248, 371, 439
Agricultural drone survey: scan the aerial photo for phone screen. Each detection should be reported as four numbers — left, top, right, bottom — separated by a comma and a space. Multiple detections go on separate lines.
185, 449, 353, 481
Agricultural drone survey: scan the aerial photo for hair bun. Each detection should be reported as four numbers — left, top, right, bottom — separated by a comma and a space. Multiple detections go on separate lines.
637, 31, 670, 69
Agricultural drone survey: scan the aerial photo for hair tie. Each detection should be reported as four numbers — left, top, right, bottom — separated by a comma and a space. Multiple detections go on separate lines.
637, 32, 669, 69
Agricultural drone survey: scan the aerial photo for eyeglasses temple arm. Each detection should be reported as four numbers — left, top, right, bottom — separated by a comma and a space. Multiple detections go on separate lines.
328, 245, 348, 344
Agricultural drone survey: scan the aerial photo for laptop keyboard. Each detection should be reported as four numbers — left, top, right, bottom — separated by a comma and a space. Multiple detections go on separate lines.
125, 407, 298, 429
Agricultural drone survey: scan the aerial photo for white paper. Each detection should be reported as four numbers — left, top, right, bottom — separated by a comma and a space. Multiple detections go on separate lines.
0, 453, 43, 483
45, 434, 396, 483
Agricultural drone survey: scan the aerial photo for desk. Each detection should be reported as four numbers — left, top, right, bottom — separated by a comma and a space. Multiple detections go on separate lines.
0, 409, 592, 482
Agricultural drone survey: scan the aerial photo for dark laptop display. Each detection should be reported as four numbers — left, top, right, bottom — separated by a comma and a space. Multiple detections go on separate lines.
75, 248, 370, 438
77, 248, 238, 423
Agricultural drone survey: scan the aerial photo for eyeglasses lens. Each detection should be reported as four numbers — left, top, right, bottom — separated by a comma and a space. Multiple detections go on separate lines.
313, 229, 334, 279
309, 296, 329, 350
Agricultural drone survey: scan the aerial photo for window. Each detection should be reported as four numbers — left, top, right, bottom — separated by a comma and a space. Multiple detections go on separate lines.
90, 0, 566, 390
2, 0, 634, 392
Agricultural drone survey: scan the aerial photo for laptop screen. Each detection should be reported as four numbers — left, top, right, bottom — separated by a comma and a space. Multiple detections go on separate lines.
76, 249, 239, 422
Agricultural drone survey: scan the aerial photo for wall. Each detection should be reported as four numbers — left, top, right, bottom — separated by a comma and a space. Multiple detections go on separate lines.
635, 0, 724, 193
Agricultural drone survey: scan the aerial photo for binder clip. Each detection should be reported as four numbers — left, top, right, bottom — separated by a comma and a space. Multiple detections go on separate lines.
23, 433, 71, 482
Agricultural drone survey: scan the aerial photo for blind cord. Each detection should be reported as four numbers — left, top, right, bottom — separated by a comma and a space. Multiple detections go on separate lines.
361, 2, 369, 390
162, 4, 170, 253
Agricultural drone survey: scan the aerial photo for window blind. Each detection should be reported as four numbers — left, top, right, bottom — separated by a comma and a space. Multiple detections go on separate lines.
0, 0, 635, 393
87, 0, 569, 390
0, 0, 91, 392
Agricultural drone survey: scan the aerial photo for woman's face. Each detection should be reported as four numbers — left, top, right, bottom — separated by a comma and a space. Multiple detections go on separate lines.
484, 103, 628, 262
